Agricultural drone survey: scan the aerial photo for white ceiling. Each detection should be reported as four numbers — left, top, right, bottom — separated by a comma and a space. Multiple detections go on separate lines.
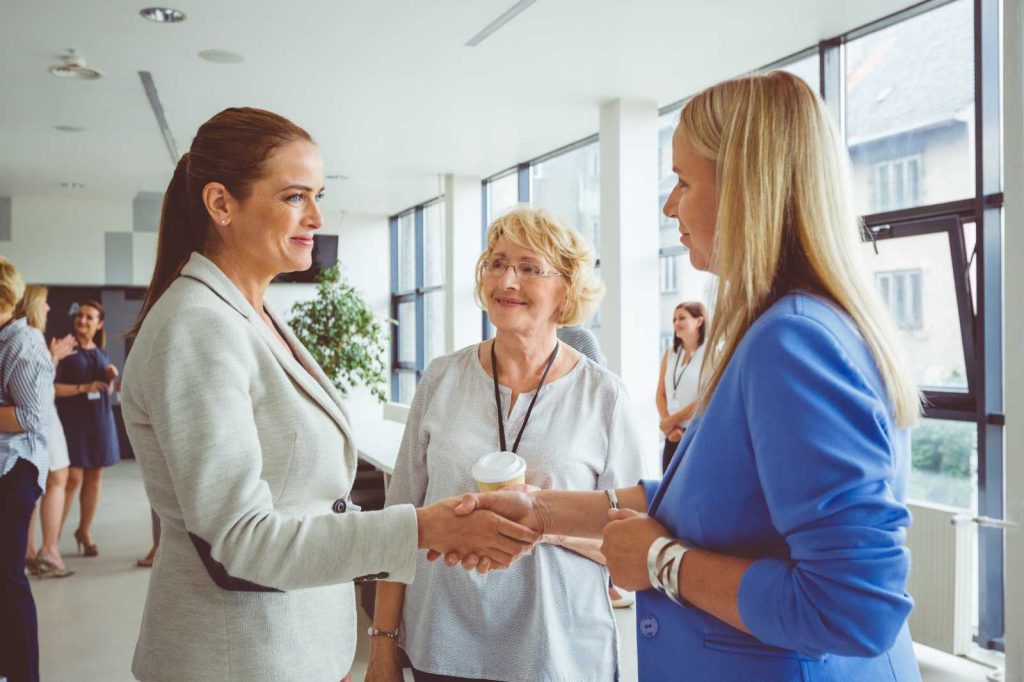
0, 0, 917, 216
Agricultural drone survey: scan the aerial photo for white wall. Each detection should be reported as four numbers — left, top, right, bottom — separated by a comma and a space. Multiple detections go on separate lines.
0, 195, 392, 425
2, 195, 135, 285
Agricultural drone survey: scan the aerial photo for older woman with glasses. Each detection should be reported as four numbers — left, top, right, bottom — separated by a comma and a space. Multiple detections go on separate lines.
367, 207, 645, 682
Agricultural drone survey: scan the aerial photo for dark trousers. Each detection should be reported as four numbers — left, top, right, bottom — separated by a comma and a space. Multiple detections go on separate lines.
662, 432, 685, 474
0, 458, 42, 682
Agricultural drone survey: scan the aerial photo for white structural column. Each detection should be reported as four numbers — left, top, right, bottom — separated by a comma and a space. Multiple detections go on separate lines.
444, 174, 484, 354
598, 99, 661, 476
1002, 0, 1023, 679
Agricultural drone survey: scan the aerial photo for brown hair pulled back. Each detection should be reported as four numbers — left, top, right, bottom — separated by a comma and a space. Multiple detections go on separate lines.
672, 301, 708, 353
129, 107, 313, 336
80, 299, 107, 349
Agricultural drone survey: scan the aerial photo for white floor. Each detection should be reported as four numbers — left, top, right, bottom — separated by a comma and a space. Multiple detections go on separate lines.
30, 460, 997, 681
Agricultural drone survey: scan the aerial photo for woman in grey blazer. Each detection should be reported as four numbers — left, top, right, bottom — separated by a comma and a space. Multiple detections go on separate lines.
121, 108, 538, 682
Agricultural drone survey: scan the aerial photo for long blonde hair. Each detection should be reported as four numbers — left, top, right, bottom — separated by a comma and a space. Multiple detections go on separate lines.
680, 71, 920, 427
14, 284, 48, 331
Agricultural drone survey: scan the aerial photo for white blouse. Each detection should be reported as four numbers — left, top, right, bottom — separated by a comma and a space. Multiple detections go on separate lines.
663, 343, 705, 424
385, 344, 646, 681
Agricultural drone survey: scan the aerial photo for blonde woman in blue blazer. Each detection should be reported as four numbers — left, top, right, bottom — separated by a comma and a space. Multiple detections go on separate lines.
446, 71, 922, 681
121, 108, 538, 682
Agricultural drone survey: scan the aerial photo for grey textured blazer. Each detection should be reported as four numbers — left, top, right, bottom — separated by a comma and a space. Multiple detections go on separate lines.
122, 253, 419, 681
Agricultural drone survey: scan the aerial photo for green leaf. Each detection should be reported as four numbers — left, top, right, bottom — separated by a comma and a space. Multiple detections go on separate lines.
287, 264, 390, 404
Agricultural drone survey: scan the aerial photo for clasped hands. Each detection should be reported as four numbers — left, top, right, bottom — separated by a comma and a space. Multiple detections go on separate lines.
419, 486, 673, 590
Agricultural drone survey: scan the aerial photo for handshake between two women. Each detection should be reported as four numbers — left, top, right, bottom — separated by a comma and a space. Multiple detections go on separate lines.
412, 485, 664, 585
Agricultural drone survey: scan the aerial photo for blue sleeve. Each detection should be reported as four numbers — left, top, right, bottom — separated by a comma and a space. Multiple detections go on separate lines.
640, 479, 660, 509
735, 314, 913, 659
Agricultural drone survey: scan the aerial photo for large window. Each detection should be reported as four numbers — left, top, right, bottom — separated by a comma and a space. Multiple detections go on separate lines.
655, 0, 1003, 650
657, 105, 716, 357
529, 141, 601, 255
390, 197, 446, 404
845, 0, 975, 216
846, 0, 1003, 650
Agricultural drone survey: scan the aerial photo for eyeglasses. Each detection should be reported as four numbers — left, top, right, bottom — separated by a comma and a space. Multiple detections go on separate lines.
481, 258, 563, 281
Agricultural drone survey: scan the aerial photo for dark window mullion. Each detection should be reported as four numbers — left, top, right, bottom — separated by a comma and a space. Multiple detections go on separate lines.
389, 216, 400, 401
415, 206, 426, 376
975, 0, 1004, 648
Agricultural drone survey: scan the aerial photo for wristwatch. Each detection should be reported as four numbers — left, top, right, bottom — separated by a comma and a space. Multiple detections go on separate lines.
367, 626, 399, 640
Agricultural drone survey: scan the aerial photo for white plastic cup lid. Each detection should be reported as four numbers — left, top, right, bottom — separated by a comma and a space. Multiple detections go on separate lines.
472, 451, 526, 484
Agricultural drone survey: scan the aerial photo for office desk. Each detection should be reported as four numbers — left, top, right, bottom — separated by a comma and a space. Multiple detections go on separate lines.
351, 419, 405, 486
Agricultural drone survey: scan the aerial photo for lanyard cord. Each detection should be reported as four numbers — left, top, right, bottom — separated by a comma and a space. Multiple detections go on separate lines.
491, 340, 560, 453
671, 348, 691, 394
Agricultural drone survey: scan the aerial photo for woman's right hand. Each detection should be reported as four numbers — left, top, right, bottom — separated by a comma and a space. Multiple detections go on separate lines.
415, 496, 540, 569
365, 640, 404, 682
667, 426, 684, 443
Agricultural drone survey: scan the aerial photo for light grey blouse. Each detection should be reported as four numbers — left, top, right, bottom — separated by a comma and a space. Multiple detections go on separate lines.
385, 344, 645, 681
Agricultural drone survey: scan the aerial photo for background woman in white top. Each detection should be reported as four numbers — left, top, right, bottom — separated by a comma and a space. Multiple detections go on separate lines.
656, 301, 707, 473
369, 207, 645, 682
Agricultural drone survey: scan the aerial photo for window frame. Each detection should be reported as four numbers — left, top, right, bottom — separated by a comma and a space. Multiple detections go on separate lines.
749, 0, 1006, 650
389, 197, 445, 403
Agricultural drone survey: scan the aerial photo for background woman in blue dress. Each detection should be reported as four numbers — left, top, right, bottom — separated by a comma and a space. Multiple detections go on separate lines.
55, 300, 120, 557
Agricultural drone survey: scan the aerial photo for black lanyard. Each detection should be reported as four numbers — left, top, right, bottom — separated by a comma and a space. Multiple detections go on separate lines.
671, 348, 692, 396
491, 340, 559, 453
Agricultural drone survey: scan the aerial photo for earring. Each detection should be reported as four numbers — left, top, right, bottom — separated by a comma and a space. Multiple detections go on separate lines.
222, 219, 227, 224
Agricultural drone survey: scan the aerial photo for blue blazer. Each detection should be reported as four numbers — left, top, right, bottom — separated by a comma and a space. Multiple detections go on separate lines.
636, 294, 921, 681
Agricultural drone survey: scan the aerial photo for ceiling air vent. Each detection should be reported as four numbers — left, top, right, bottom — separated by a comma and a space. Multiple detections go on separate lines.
48, 50, 103, 80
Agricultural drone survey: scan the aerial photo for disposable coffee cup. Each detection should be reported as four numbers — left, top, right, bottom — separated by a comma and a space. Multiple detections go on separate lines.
472, 451, 527, 492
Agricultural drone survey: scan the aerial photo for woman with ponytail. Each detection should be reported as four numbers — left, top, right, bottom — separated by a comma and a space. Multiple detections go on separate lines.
120, 108, 538, 682
54, 299, 120, 558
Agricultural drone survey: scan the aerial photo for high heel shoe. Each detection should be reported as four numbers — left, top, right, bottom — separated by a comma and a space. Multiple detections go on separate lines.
35, 552, 75, 579
74, 529, 98, 557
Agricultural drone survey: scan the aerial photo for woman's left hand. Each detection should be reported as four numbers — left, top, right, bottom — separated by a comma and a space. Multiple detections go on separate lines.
601, 508, 671, 591
49, 335, 77, 363
659, 415, 678, 436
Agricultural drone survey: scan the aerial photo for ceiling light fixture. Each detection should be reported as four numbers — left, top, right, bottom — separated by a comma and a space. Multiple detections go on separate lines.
326, 174, 349, 181
54, 125, 86, 132
48, 50, 103, 80
198, 49, 244, 64
60, 181, 85, 189
465, 0, 537, 47
139, 7, 186, 23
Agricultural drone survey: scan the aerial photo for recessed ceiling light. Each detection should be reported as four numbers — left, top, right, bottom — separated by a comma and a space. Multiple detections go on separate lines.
54, 125, 86, 132
60, 181, 85, 189
140, 7, 186, 23
198, 49, 244, 64
326, 174, 349, 181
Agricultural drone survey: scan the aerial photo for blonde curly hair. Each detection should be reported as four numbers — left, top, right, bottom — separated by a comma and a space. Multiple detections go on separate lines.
475, 206, 604, 327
